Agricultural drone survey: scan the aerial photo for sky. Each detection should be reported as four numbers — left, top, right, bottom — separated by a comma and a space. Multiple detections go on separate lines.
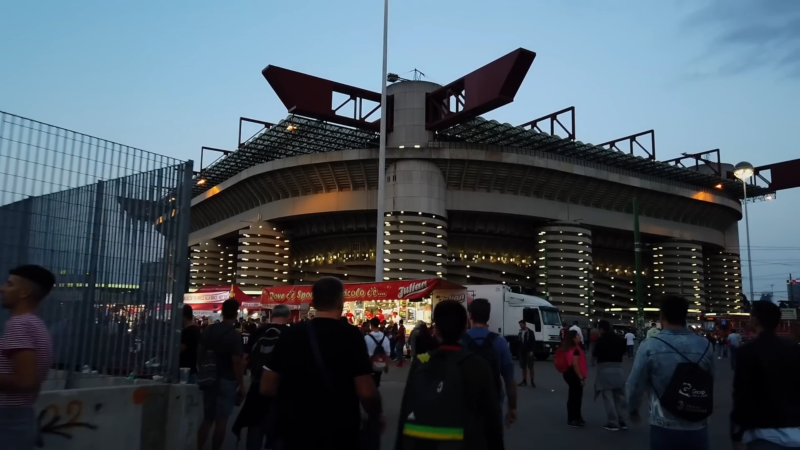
1, 0, 798, 300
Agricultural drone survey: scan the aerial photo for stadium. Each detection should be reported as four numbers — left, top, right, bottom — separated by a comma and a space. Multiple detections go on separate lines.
186, 47, 772, 325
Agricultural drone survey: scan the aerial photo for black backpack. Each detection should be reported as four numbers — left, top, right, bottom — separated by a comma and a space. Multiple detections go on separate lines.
368, 334, 390, 373
249, 325, 282, 381
462, 332, 502, 395
651, 337, 713, 422
401, 349, 468, 449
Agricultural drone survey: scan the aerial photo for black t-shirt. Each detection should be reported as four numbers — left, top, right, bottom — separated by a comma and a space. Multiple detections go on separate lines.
201, 322, 243, 380
180, 325, 201, 373
268, 318, 372, 448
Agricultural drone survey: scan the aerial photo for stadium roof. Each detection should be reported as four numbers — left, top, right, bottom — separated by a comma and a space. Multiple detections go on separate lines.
193, 114, 771, 201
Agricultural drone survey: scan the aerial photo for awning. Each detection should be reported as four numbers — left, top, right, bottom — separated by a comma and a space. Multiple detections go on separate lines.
261, 279, 464, 307
185, 285, 262, 310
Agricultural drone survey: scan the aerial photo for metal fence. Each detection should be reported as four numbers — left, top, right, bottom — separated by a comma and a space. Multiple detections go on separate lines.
0, 111, 193, 386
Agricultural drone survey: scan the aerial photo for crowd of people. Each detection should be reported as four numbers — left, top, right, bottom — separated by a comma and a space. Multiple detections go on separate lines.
1, 265, 800, 450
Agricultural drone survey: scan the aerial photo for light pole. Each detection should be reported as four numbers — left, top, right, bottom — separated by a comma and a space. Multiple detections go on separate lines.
733, 161, 755, 304
374, 0, 389, 281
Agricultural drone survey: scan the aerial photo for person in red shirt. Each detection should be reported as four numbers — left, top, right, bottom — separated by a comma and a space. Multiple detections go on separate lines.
376, 309, 385, 323
395, 320, 407, 367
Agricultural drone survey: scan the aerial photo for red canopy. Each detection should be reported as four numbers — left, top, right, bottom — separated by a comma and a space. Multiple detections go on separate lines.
185, 285, 261, 310
261, 279, 464, 307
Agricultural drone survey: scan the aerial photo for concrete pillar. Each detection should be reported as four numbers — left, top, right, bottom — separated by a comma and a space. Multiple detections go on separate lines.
386, 81, 440, 149
652, 241, 707, 311
189, 240, 233, 289
237, 222, 290, 290
535, 223, 593, 321
382, 160, 448, 280
705, 251, 743, 314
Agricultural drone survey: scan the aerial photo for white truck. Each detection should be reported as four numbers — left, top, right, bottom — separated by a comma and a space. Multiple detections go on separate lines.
465, 285, 563, 360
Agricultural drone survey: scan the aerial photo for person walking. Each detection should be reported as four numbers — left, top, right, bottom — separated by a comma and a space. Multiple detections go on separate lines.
197, 299, 245, 450
0, 265, 55, 450
557, 330, 587, 428
180, 304, 201, 384
569, 321, 585, 349
260, 277, 384, 450
731, 301, 800, 450
626, 295, 715, 450
365, 318, 391, 387
624, 329, 636, 359
727, 329, 742, 371
593, 320, 628, 431
395, 319, 406, 367
463, 298, 518, 429
395, 300, 504, 450
517, 320, 536, 387
232, 304, 291, 450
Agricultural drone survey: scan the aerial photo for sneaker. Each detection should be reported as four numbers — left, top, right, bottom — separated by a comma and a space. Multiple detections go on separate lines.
530, 381, 536, 388
619, 422, 628, 430
603, 423, 620, 431
517, 381, 527, 387
567, 420, 581, 428
578, 420, 586, 427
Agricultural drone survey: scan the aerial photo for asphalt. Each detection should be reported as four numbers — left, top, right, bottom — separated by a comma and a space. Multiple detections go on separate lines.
221, 355, 738, 450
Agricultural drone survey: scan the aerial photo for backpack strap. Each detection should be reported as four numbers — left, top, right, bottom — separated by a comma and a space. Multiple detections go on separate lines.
305, 322, 333, 390
652, 336, 711, 365
483, 332, 498, 347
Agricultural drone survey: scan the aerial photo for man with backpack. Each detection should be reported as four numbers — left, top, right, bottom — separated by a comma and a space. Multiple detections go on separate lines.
395, 300, 504, 449
196, 299, 245, 450
462, 298, 517, 429
626, 295, 715, 450
232, 304, 290, 450
365, 317, 391, 387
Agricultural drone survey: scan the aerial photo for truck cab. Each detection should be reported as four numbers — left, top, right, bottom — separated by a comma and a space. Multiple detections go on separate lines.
464, 285, 563, 360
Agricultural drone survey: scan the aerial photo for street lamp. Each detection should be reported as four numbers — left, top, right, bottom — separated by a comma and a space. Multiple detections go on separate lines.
374, 0, 389, 281
733, 161, 755, 304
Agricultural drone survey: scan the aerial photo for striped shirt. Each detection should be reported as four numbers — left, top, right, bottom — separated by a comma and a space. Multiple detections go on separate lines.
0, 314, 52, 406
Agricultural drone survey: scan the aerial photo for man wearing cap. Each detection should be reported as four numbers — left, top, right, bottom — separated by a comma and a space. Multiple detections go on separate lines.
0, 265, 55, 450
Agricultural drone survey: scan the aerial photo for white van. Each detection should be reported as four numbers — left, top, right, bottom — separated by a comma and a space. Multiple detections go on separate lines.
465, 285, 563, 360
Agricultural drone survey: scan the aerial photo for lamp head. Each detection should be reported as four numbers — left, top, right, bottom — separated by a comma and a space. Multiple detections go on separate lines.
733, 161, 754, 181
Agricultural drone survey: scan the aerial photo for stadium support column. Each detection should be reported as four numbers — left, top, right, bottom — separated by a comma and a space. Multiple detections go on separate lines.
382, 160, 448, 281
652, 241, 707, 317
536, 223, 593, 323
189, 240, 233, 289
705, 251, 743, 315
237, 222, 291, 291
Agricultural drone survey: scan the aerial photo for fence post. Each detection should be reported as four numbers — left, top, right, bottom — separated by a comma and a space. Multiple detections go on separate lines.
65, 180, 105, 389
168, 161, 194, 382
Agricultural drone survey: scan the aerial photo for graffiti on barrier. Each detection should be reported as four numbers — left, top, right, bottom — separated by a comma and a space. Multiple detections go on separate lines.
36, 400, 99, 445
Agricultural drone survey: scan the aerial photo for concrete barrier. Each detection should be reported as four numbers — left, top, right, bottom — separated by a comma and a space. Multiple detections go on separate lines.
35, 380, 200, 450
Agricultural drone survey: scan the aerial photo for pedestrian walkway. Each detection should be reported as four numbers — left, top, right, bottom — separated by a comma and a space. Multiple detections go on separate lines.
221, 357, 737, 449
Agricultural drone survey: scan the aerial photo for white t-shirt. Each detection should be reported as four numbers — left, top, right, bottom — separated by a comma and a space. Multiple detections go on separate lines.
625, 332, 635, 346
569, 325, 584, 343
365, 331, 391, 358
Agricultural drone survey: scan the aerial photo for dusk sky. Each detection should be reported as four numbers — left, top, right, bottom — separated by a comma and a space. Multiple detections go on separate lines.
2, 0, 798, 300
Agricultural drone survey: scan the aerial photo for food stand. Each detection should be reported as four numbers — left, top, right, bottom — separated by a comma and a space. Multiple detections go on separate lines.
184, 285, 263, 319
261, 279, 466, 324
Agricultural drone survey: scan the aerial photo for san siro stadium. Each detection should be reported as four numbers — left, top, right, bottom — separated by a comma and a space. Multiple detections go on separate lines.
186, 48, 769, 325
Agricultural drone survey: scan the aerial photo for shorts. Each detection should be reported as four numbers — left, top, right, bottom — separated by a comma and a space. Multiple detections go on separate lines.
202, 378, 237, 421
519, 352, 534, 370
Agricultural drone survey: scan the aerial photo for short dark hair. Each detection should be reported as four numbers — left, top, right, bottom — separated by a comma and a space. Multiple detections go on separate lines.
468, 298, 491, 324
518, 319, 525, 324
272, 304, 290, 318
598, 320, 611, 332
751, 300, 781, 331
659, 295, 688, 326
312, 277, 344, 311
370, 317, 380, 328
221, 299, 239, 320
10, 265, 56, 301
433, 300, 468, 345
399, 319, 404, 325
182, 304, 193, 321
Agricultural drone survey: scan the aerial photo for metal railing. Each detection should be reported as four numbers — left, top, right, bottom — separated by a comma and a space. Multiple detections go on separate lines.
0, 111, 193, 386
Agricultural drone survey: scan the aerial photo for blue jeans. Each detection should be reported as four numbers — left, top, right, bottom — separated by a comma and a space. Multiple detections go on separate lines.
0, 407, 35, 450
627, 345, 635, 358
246, 409, 277, 450
202, 379, 237, 421
650, 426, 709, 450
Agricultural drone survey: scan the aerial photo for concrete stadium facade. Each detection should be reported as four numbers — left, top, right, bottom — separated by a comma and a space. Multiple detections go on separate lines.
188, 62, 747, 324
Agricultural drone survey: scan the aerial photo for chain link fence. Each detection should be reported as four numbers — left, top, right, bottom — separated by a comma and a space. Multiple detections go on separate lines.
0, 111, 193, 386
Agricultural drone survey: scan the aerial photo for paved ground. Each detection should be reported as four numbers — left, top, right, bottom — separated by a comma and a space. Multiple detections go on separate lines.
222, 355, 737, 449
